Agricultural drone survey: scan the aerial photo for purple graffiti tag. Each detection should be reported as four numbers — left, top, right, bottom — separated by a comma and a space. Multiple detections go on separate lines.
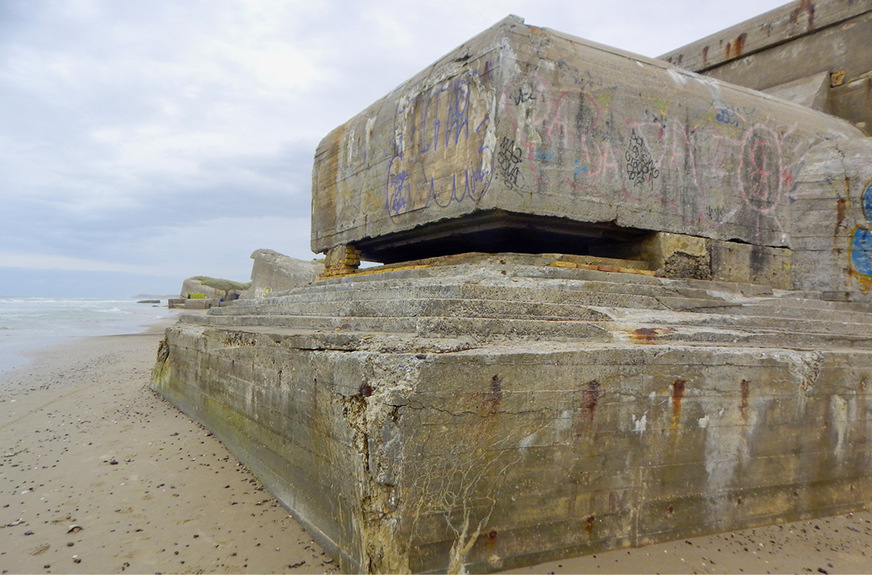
386, 156, 411, 218
385, 60, 494, 219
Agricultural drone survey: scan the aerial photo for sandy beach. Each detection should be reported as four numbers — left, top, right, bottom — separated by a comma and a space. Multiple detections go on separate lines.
0, 319, 336, 575
1, 318, 871, 574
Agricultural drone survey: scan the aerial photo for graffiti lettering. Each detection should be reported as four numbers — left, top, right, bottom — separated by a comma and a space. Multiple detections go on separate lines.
625, 129, 660, 189
386, 60, 495, 218
387, 168, 410, 216
498, 70, 800, 238
513, 86, 536, 105
711, 100, 755, 128
716, 106, 740, 127
500, 75, 623, 197
497, 137, 523, 189
428, 166, 493, 208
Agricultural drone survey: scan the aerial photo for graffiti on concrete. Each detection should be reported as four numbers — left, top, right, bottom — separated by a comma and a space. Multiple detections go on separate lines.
851, 181, 872, 277
625, 129, 660, 189
738, 124, 785, 215
711, 99, 755, 128
497, 137, 524, 189
386, 59, 495, 219
498, 71, 801, 237
500, 74, 623, 197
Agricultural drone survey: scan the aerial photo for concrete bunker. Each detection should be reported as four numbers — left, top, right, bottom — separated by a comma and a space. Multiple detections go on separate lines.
154, 3, 872, 573
311, 13, 869, 295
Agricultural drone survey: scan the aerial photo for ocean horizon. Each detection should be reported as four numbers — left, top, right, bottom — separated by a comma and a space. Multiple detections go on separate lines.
0, 297, 179, 375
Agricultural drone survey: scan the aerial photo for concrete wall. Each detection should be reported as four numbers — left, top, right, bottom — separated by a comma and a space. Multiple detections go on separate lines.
245, 249, 324, 299
311, 15, 863, 289
791, 138, 872, 296
153, 263, 872, 573
661, 0, 872, 135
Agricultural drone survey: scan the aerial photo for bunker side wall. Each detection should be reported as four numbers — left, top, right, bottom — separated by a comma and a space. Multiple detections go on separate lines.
153, 322, 872, 573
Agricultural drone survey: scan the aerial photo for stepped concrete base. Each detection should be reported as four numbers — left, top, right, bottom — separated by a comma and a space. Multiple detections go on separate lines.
152, 255, 872, 573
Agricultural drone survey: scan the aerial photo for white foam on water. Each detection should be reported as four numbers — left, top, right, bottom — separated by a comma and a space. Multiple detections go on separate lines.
0, 298, 177, 375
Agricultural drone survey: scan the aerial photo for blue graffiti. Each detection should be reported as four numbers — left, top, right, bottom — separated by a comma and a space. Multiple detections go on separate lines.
427, 166, 493, 208
536, 150, 555, 161
386, 60, 494, 218
386, 162, 410, 217
715, 106, 740, 127
574, 159, 589, 177
397, 74, 474, 157
863, 181, 872, 222
852, 227, 872, 275
712, 99, 753, 128
852, 181, 872, 276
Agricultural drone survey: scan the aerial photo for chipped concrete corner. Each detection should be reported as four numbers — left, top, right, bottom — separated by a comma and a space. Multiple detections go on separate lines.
154, 3, 872, 573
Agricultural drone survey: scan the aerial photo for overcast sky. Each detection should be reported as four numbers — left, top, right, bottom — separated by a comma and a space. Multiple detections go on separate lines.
0, 0, 789, 297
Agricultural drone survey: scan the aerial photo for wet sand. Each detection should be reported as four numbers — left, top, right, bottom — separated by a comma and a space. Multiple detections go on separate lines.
1, 318, 870, 574
509, 513, 872, 574
0, 319, 335, 574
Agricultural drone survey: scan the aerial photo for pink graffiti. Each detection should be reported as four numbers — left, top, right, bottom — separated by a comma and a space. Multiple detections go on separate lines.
501, 73, 802, 234
500, 76, 631, 198
737, 124, 784, 215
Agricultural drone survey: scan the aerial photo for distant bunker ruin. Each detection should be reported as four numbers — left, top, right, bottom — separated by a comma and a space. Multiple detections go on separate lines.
154, 6, 872, 574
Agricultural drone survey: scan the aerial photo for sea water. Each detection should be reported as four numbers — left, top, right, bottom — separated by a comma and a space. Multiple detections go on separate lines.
0, 298, 178, 374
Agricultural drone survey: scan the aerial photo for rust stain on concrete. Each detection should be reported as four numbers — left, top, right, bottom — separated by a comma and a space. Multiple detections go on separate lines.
740, 378, 751, 419
631, 327, 676, 343
480, 374, 504, 414
735, 33, 747, 57
790, 0, 816, 31
580, 380, 603, 432
671, 379, 686, 428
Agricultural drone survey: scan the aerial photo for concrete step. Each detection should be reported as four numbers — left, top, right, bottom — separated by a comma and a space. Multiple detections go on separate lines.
183, 312, 612, 341
231, 270, 775, 310
256, 263, 791, 310
207, 262, 872, 349
227, 275, 870, 326
655, 298, 867, 324
222, 281, 673, 314
187, 303, 872, 348
224, 298, 612, 322
599, 306, 872, 340
614, 322, 872, 349
215, 292, 870, 339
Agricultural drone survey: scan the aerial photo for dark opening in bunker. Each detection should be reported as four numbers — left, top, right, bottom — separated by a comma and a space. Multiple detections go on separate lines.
355, 210, 654, 264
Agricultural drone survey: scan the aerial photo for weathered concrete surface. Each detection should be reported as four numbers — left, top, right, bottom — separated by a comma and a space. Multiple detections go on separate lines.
245, 249, 324, 299
153, 255, 872, 573
762, 71, 831, 113
180, 277, 250, 301
311, 15, 862, 286
155, 6, 872, 573
790, 138, 872, 296
661, 0, 872, 134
